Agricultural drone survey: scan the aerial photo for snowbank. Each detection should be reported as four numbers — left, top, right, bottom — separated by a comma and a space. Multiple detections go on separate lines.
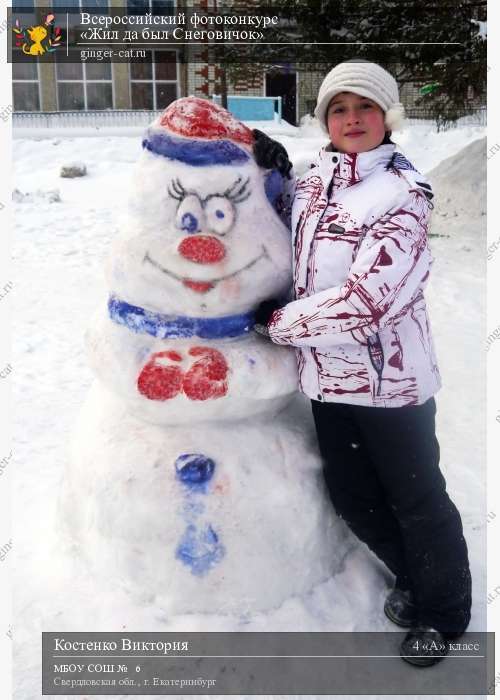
428, 137, 486, 221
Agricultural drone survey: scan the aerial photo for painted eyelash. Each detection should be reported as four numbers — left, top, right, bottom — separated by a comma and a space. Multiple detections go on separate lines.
168, 176, 251, 204
223, 176, 251, 204
167, 178, 186, 201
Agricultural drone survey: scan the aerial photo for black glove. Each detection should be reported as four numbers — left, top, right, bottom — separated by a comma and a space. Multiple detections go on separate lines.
254, 299, 282, 337
252, 129, 293, 179
254, 299, 282, 327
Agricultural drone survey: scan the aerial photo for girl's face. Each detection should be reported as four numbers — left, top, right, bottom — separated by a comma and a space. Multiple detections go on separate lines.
326, 91, 386, 154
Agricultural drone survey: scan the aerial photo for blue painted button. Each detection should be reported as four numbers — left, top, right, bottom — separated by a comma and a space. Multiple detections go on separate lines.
175, 454, 215, 484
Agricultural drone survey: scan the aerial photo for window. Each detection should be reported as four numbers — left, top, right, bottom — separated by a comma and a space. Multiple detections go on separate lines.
52, 0, 109, 12
130, 50, 178, 110
56, 50, 113, 110
127, 0, 175, 16
12, 54, 40, 111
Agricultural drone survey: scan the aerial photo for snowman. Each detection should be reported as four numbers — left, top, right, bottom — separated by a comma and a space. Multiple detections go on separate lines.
62, 98, 348, 614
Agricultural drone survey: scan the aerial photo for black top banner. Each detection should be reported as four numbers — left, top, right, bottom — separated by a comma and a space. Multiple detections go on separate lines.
8, 1, 486, 65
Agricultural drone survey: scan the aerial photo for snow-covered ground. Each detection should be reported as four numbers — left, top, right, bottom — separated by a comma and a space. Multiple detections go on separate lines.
12, 116, 486, 700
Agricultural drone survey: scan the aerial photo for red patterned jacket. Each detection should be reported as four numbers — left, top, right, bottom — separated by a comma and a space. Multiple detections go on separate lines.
268, 143, 442, 407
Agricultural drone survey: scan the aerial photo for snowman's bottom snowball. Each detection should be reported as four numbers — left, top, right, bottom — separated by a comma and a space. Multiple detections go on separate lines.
61, 384, 349, 615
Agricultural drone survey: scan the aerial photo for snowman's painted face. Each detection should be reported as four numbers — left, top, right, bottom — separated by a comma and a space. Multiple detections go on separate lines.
143, 175, 267, 295
108, 154, 291, 316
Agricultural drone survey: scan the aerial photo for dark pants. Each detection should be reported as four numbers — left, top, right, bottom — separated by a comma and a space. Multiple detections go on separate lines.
311, 397, 471, 638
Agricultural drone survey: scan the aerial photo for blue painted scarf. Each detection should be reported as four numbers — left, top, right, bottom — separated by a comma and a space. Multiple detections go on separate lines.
108, 296, 254, 340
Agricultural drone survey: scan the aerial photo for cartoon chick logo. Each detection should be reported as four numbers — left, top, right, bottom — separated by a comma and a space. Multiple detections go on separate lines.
13, 14, 62, 56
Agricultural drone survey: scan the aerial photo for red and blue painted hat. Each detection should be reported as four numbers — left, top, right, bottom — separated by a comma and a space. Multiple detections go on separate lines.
143, 97, 255, 167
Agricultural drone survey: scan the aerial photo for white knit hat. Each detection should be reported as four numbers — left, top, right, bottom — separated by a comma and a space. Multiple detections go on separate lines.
314, 61, 405, 133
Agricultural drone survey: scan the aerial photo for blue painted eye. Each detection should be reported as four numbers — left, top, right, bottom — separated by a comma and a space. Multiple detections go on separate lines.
175, 194, 205, 234
181, 212, 198, 234
205, 196, 235, 235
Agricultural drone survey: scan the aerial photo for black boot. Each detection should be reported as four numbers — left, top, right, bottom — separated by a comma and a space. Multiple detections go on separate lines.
384, 588, 417, 628
400, 626, 448, 667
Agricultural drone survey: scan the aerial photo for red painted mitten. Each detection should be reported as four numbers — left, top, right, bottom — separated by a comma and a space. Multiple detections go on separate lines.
137, 350, 184, 401
182, 347, 229, 401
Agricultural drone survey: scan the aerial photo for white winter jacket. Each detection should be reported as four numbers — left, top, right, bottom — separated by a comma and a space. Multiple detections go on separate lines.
268, 143, 442, 407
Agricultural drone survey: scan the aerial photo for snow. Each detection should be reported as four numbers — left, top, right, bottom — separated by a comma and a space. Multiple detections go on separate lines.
427, 137, 486, 219
12, 115, 486, 700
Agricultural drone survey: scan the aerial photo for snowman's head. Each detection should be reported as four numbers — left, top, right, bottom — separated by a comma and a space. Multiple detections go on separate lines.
108, 97, 292, 317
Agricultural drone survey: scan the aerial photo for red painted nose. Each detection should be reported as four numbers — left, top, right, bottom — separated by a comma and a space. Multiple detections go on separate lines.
178, 235, 226, 264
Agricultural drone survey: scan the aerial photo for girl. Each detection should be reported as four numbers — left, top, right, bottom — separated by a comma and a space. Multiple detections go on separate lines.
253, 60, 472, 666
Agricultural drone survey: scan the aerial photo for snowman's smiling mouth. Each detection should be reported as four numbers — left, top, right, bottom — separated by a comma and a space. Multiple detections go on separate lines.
144, 248, 268, 294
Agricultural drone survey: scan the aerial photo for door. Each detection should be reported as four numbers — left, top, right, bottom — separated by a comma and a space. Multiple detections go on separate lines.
265, 70, 297, 126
